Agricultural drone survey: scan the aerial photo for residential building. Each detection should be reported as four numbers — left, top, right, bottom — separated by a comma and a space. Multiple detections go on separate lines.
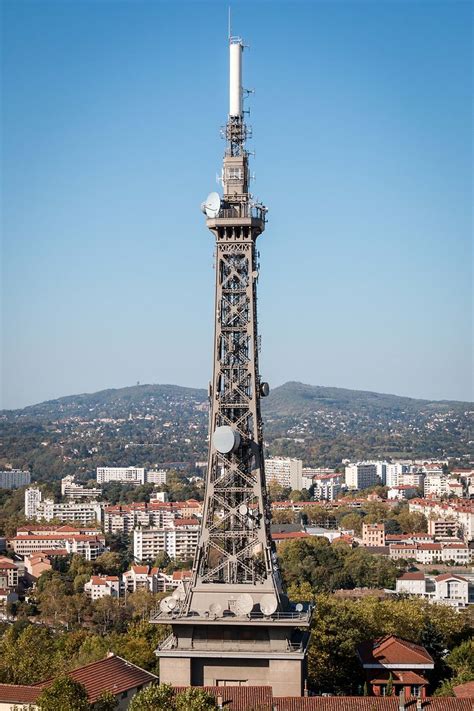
133, 520, 200, 562
362, 523, 386, 547
265, 457, 303, 491
427, 518, 460, 538
389, 541, 470, 565
24, 487, 42, 519
96, 467, 146, 485
357, 635, 434, 699
345, 463, 380, 490
103, 499, 202, 535
9, 529, 106, 561
301, 467, 335, 490
0, 653, 158, 710
24, 553, 52, 582
145, 469, 167, 485
395, 571, 474, 609
28, 499, 103, 525
0, 470, 31, 489
0, 558, 19, 591
84, 575, 121, 600
424, 473, 449, 498
61, 475, 101, 500
387, 485, 417, 501
409, 499, 474, 542
310, 472, 344, 501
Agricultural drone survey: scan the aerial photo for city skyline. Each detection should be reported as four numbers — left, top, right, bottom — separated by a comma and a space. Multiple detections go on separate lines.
2, 0, 472, 409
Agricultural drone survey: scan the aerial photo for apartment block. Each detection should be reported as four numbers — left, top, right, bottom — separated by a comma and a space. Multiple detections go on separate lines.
362, 522, 386, 547
61, 475, 102, 500
345, 463, 380, 490
96, 467, 146, 485
84, 575, 121, 600
28, 499, 103, 526
25, 487, 42, 518
265, 457, 303, 491
389, 541, 469, 565
133, 520, 200, 562
396, 571, 474, 609
0, 470, 31, 489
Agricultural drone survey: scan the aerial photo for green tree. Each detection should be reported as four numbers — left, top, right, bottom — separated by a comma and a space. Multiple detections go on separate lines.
175, 687, 218, 710
91, 691, 117, 711
36, 676, 90, 711
128, 683, 174, 711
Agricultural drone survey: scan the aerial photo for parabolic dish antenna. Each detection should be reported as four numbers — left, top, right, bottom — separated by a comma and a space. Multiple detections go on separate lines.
209, 602, 223, 618
238, 504, 248, 516
295, 602, 304, 613
172, 585, 186, 601
236, 593, 254, 616
260, 593, 278, 616
212, 425, 240, 454
201, 191, 221, 218
160, 596, 177, 613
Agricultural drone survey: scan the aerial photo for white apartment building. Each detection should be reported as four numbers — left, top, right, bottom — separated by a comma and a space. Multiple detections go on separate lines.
145, 470, 167, 485
133, 521, 200, 563
389, 542, 470, 565
301, 468, 335, 490
387, 485, 418, 501
345, 463, 380, 490
396, 572, 473, 609
9, 532, 106, 560
61, 475, 101, 500
265, 458, 303, 491
25, 487, 42, 519
424, 473, 449, 498
409, 499, 474, 542
96, 467, 146, 485
0, 470, 31, 489
311, 472, 344, 501
103, 503, 176, 535
84, 575, 121, 600
31, 499, 103, 526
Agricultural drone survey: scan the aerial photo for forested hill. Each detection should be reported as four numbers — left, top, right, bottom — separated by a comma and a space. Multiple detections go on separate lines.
1, 382, 472, 478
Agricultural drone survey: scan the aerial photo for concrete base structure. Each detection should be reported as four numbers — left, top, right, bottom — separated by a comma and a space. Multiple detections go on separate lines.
159, 655, 304, 697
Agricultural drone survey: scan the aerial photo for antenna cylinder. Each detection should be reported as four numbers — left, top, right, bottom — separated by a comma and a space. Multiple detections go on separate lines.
229, 40, 243, 117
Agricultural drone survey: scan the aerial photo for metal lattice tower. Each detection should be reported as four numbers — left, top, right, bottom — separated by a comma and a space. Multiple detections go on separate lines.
152, 36, 311, 696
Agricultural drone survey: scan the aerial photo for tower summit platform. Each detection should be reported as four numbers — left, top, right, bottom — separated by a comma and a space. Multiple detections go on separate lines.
151, 34, 312, 698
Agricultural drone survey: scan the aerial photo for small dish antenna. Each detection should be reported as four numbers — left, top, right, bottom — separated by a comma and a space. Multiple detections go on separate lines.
236, 593, 254, 616
260, 593, 278, 616
238, 504, 248, 516
172, 584, 186, 601
295, 602, 304, 613
212, 425, 240, 454
201, 191, 221, 218
209, 601, 223, 618
160, 596, 177, 613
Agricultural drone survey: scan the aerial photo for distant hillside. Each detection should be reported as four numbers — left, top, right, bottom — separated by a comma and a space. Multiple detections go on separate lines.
1, 382, 472, 479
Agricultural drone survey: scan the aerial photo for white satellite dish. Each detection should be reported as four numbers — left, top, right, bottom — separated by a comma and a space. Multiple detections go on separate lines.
260, 594, 278, 616
212, 425, 240, 454
201, 191, 221, 218
209, 602, 223, 618
238, 504, 248, 516
172, 584, 186, 601
235, 593, 254, 616
160, 596, 177, 613
295, 602, 304, 613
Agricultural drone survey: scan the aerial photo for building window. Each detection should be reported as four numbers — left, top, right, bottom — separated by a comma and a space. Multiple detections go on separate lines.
411, 685, 421, 697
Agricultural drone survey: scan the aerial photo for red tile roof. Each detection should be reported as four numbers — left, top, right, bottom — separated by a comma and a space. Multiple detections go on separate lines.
358, 635, 434, 667
398, 572, 425, 581
0, 684, 41, 703
172, 569, 192, 580
35, 654, 157, 702
272, 698, 472, 710
435, 574, 468, 583
453, 681, 474, 698
367, 670, 428, 685
175, 685, 273, 711
174, 517, 200, 526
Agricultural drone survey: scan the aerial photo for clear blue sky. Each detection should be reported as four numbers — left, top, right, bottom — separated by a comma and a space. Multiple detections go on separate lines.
2, 0, 472, 409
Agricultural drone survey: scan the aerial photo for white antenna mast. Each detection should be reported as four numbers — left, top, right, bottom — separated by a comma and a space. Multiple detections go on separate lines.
228, 6, 231, 40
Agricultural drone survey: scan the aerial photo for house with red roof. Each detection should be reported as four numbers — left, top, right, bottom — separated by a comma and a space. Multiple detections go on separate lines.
357, 635, 434, 699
